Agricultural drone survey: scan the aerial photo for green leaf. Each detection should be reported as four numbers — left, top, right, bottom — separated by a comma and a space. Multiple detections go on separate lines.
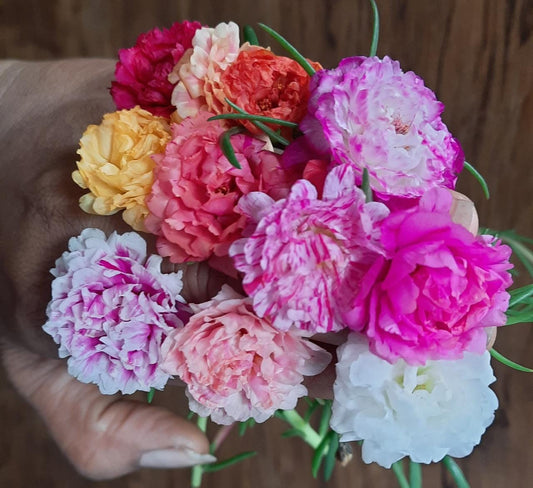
362, 168, 373, 202
463, 161, 490, 199
409, 461, 423, 488
202, 451, 257, 473
238, 418, 255, 436
502, 234, 533, 277
369, 0, 380, 57
147, 388, 155, 404
442, 456, 471, 488
224, 98, 290, 146
506, 312, 533, 326
322, 432, 339, 481
392, 460, 411, 488
220, 127, 243, 169
243, 25, 259, 45
490, 348, 533, 372
209, 112, 298, 128
509, 284, 533, 308
257, 23, 316, 76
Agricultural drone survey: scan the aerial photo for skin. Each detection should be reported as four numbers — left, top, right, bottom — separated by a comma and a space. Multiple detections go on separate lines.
0, 59, 488, 480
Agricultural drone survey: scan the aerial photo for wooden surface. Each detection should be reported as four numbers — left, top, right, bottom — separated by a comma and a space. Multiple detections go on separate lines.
1, 0, 532, 487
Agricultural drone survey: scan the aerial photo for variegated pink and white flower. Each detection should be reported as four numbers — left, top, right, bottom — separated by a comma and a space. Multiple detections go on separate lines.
230, 165, 389, 333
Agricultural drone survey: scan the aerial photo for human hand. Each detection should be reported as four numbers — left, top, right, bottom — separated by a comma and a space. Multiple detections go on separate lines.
0, 59, 222, 479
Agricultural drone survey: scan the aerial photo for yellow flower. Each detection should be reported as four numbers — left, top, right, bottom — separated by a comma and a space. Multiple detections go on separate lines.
72, 107, 171, 231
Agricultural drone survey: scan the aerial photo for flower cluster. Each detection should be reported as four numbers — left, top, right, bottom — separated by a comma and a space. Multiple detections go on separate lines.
44, 19, 520, 475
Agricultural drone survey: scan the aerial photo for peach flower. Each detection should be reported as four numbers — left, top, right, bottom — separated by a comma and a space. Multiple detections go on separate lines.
73, 107, 171, 231
160, 285, 331, 424
170, 22, 240, 120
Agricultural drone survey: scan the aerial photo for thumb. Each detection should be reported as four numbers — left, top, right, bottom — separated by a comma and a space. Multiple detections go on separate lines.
3, 343, 215, 480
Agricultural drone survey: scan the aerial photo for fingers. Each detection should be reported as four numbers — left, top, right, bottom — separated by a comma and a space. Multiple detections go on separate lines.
160, 259, 241, 303
450, 190, 479, 235
2, 342, 214, 480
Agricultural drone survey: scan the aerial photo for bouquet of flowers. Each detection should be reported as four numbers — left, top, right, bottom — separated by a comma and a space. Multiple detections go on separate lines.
42, 3, 533, 486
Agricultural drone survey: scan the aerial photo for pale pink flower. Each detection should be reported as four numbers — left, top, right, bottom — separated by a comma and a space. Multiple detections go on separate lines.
292, 56, 464, 199
344, 187, 513, 364
43, 228, 189, 395
170, 22, 240, 119
160, 285, 331, 424
230, 165, 390, 333
145, 111, 296, 264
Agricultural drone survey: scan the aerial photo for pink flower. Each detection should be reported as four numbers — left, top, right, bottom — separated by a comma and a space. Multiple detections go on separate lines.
344, 188, 513, 364
160, 285, 331, 424
42, 229, 189, 394
230, 165, 390, 333
111, 21, 202, 117
145, 111, 297, 263
294, 56, 464, 199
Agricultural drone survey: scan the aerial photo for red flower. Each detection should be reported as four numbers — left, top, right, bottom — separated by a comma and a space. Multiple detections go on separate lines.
111, 21, 202, 117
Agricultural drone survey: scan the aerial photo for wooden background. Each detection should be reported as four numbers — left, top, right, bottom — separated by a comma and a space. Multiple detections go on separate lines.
1, 0, 532, 486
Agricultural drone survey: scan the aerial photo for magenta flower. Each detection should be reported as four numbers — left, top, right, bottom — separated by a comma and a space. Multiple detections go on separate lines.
43, 228, 189, 394
160, 285, 331, 424
111, 21, 201, 117
294, 56, 464, 199
145, 111, 297, 264
230, 165, 389, 333
344, 188, 513, 364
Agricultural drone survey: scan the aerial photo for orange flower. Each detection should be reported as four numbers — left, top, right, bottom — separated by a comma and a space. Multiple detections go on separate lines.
221, 46, 321, 136
72, 107, 171, 231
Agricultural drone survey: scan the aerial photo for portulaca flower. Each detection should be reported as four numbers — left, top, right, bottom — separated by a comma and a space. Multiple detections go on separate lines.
295, 56, 464, 199
330, 333, 498, 468
43, 228, 189, 395
230, 165, 389, 333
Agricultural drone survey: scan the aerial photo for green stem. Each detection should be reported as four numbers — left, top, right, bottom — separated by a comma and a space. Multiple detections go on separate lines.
276, 409, 322, 448
369, 0, 380, 57
409, 460, 423, 488
442, 456, 470, 488
392, 460, 411, 488
191, 417, 208, 488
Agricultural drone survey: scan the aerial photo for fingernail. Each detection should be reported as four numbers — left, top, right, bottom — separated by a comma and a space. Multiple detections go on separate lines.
139, 447, 217, 469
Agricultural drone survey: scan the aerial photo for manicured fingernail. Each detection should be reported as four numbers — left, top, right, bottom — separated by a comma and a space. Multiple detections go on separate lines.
139, 448, 217, 468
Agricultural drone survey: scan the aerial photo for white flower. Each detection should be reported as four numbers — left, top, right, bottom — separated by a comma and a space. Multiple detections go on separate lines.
330, 333, 498, 468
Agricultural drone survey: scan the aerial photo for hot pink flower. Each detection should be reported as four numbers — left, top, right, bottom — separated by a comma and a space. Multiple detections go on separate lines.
230, 165, 390, 333
111, 21, 201, 117
344, 188, 513, 364
145, 111, 297, 263
43, 228, 189, 395
160, 285, 331, 424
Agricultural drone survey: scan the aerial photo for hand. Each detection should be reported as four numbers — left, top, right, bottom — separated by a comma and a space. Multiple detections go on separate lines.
0, 60, 222, 479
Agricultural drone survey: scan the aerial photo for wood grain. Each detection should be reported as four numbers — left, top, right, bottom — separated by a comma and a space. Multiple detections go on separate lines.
1, 0, 532, 487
